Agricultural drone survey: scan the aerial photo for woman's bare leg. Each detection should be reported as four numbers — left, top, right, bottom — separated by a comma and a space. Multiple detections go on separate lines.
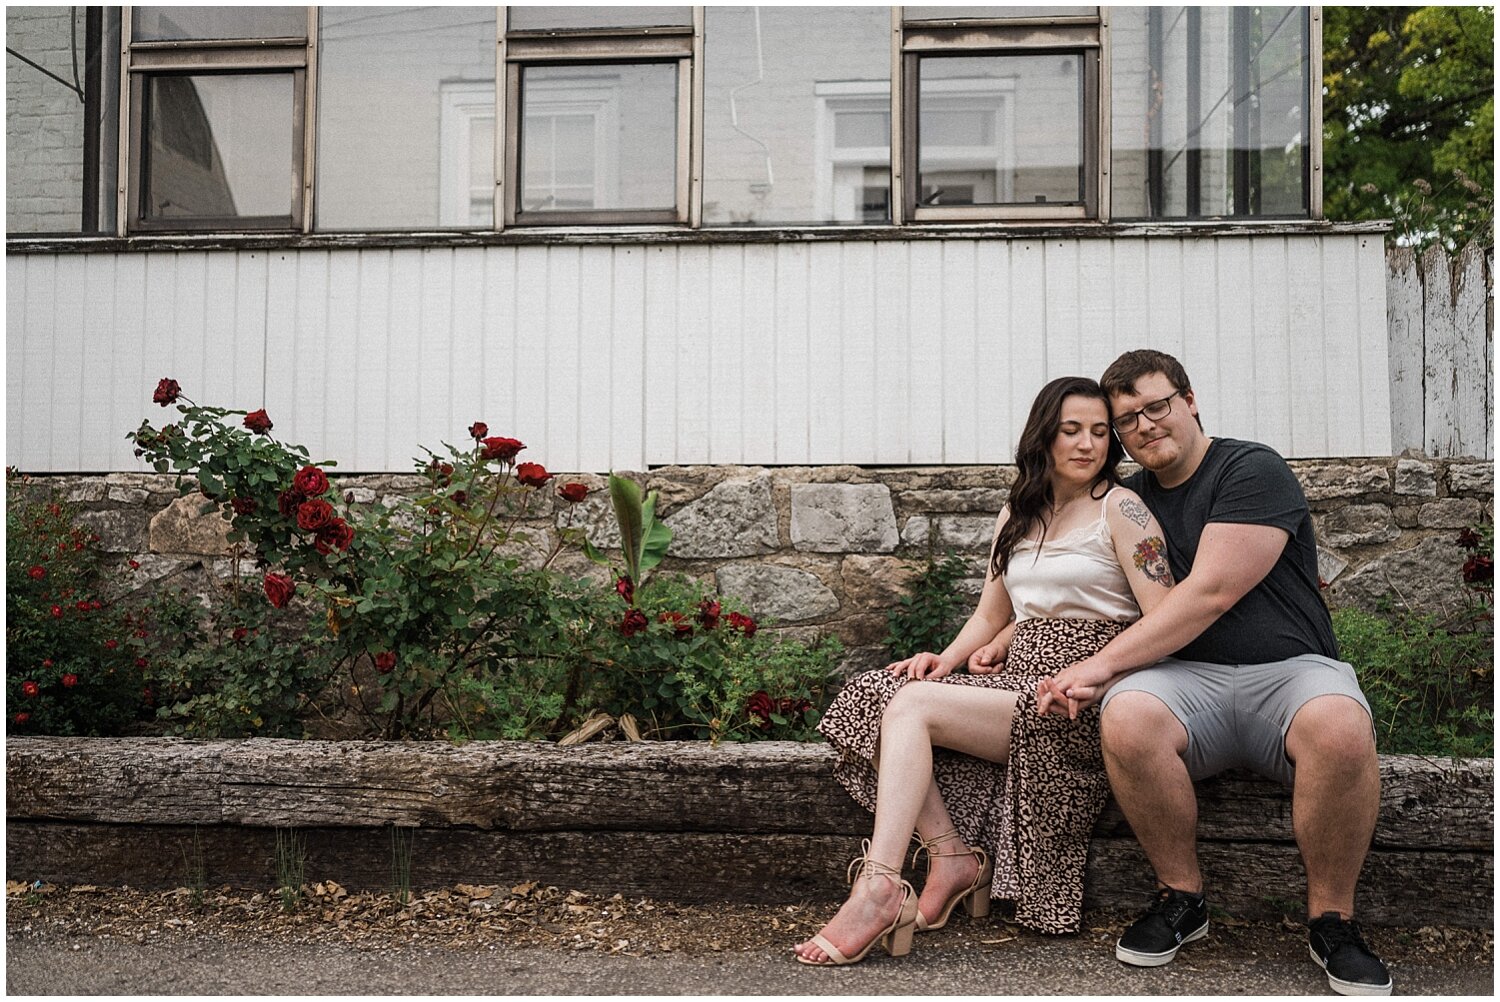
794, 683, 1019, 962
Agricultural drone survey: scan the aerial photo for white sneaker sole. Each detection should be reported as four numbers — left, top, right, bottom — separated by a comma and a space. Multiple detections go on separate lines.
1308, 944, 1394, 996
1115, 921, 1208, 967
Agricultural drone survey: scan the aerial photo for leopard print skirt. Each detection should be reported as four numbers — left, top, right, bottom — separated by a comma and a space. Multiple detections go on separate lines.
818, 617, 1128, 935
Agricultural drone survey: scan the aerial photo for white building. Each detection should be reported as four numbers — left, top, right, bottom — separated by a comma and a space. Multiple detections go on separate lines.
7, 6, 1390, 472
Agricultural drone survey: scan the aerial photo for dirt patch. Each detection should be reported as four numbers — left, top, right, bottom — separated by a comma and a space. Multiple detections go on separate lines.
6, 880, 1491, 965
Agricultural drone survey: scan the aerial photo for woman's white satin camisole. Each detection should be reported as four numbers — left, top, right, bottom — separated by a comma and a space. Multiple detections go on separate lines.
1002, 486, 1141, 623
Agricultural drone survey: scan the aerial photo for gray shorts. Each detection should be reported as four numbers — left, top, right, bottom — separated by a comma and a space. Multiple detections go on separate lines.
1099, 654, 1373, 787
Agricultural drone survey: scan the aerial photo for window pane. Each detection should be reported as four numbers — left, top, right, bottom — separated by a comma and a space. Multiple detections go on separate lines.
316, 7, 496, 230
918, 54, 1084, 206
1110, 6, 1309, 218
133, 7, 306, 41
703, 6, 891, 225
906, 7, 1097, 20
7, 7, 86, 232
507, 7, 692, 31
518, 63, 677, 214
142, 73, 294, 222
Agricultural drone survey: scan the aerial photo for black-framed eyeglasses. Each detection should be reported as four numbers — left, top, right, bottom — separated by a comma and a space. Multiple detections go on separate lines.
1112, 390, 1185, 434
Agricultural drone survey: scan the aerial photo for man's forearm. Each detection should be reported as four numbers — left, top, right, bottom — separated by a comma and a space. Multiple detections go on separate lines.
1086, 577, 1237, 679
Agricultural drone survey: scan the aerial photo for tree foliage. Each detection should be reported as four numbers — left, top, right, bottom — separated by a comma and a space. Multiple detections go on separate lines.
1323, 6, 1493, 250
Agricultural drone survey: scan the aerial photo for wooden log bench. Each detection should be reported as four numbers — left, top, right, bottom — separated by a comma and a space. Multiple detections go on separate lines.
6, 738, 1491, 927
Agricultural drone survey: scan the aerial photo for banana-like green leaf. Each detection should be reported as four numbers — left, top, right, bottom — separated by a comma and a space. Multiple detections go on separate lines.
609, 473, 645, 583
640, 518, 673, 574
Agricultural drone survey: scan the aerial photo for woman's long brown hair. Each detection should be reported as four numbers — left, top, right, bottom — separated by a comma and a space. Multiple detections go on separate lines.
989, 376, 1123, 578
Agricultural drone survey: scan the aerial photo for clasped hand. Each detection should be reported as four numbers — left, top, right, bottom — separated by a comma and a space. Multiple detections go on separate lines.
1036, 657, 1113, 719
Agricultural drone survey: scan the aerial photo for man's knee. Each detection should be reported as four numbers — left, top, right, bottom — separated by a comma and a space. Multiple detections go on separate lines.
1101, 691, 1189, 761
1287, 695, 1376, 771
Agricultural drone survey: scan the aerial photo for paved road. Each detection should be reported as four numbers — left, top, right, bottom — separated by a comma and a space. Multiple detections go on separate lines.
7, 929, 1492, 996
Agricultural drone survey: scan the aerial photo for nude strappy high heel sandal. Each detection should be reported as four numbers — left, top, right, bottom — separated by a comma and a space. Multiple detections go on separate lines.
910, 829, 993, 932
796, 841, 919, 966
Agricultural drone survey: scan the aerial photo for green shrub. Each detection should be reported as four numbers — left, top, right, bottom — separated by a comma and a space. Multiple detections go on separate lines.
1334, 605, 1492, 757
5, 474, 154, 735
883, 550, 971, 660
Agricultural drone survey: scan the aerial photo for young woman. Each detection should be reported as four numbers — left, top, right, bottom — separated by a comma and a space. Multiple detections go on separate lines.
794, 376, 1175, 966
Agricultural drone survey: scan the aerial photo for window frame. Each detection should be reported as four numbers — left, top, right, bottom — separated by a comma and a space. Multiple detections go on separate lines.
499, 10, 696, 228
892, 7, 1107, 224
118, 7, 315, 234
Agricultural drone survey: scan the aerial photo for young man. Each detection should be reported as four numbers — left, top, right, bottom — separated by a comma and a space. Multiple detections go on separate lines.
1038, 349, 1391, 997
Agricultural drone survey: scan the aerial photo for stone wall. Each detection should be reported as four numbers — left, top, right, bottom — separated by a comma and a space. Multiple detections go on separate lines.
17, 455, 1493, 675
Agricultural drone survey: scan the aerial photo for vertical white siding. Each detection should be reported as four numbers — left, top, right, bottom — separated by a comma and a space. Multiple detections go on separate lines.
7, 233, 1396, 473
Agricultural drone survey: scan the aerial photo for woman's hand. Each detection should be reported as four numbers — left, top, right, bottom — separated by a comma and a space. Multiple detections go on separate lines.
967, 638, 1008, 675
885, 652, 952, 681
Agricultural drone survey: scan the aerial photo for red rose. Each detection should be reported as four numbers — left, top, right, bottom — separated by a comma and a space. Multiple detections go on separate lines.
276, 490, 305, 519
1457, 528, 1482, 550
480, 436, 525, 462
13, 712, 29, 725
231, 496, 258, 516
427, 460, 455, 484
616, 575, 635, 605
104, 639, 118, 650
315, 518, 355, 555
558, 482, 589, 504
142, 686, 154, 706
516, 462, 552, 488
263, 572, 295, 609
373, 651, 397, 674
244, 409, 273, 435
469, 422, 488, 441
75, 601, 89, 611
21, 681, 40, 698
61, 673, 78, 688
153, 378, 181, 406
658, 610, 693, 638
42, 659, 53, 668
129, 559, 141, 570
135, 657, 148, 669
1462, 555, 1493, 584
452, 490, 468, 507
727, 612, 758, 638
297, 498, 335, 531
232, 627, 248, 643
747, 691, 774, 727
50, 605, 63, 618
293, 466, 330, 497
28, 565, 45, 580
620, 608, 649, 637
697, 600, 721, 630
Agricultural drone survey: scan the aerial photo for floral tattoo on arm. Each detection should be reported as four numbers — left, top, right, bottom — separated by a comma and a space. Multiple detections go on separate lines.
1119, 496, 1151, 529
1132, 536, 1174, 587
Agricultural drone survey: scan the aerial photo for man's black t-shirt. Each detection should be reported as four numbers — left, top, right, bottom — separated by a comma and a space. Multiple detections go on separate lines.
1124, 438, 1338, 665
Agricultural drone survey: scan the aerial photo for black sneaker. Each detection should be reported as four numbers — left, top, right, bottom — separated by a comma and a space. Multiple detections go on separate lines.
1308, 912, 1393, 996
1115, 887, 1209, 967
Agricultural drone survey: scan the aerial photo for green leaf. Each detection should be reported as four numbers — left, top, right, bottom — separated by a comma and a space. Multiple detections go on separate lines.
609, 474, 645, 583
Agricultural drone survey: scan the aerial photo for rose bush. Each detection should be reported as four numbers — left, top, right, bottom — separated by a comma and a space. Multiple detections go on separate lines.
5, 472, 155, 735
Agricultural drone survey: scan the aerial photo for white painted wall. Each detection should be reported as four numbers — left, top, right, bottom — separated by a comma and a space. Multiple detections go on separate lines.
6, 232, 1392, 473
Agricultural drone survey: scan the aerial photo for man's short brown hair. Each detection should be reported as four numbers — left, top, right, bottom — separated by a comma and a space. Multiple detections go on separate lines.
1100, 349, 1192, 398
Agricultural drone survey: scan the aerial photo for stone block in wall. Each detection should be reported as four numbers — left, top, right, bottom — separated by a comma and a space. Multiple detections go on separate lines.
790, 484, 898, 553
496, 527, 556, 571
1317, 504, 1400, 548
1418, 498, 1483, 529
901, 516, 930, 548
829, 613, 890, 648
665, 475, 779, 558
1394, 459, 1438, 497
898, 488, 1009, 513
75, 508, 152, 555
836, 646, 891, 680
716, 562, 839, 623
1316, 548, 1350, 587
1296, 464, 1391, 501
928, 515, 999, 552
1447, 463, 1494, 495
1328, 537, 1472, 616
840, 555, 923, 610
145, 495, 233, 557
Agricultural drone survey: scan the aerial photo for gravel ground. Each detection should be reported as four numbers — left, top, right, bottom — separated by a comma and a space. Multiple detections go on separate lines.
6, 881, 1493, 995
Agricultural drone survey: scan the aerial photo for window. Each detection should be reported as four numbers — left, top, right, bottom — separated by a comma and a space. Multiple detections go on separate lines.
124, 6, 309, 231
896, 7, 1101, 222
10, 6, 1322, 237
502, 7, 694, 226
1109, 6, 1316, 219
